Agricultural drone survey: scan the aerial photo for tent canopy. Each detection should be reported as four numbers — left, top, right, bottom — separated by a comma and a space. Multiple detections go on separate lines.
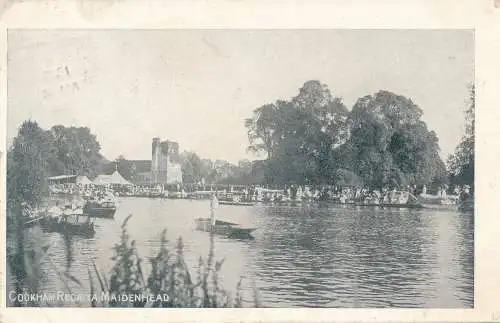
76, 175, 93, 185
93, 174, 111, 185
48, 175, 77, 184
109, 171, 132, 185
93, 171, 132, 186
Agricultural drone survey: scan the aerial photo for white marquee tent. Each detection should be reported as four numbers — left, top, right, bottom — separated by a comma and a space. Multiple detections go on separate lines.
76, 175, 93, 185
93, 171, 132, 186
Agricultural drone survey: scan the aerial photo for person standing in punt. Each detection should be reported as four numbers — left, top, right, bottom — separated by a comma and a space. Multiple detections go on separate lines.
210, 192, 219, 229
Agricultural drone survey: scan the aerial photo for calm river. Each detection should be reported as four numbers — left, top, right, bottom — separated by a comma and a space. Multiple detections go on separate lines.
8, 197, 474, 308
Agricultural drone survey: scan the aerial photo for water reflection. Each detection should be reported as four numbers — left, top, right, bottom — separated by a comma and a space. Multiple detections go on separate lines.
8, 198, 474, 308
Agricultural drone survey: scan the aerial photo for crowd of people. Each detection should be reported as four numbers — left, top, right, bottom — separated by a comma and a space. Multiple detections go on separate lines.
47, 181, 473, 206
214, 184, 473, 205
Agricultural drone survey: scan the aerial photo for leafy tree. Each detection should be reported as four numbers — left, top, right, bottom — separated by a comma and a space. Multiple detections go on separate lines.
245, 81, 349, 184
7, 120, 53, 209
346, 90, 446, 189
291, 82, 350, 183
216, 159, 266, 185
7, 121, 105, 210
245, 83, 446, 188
6, 120, 55, 308
49, 125, 103, 178
245, 102, 284, 160
448, 85, 475, 187
181, 151, 211, 184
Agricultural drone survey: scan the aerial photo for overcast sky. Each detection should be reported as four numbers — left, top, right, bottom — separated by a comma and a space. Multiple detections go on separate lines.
7, 29, 474, 163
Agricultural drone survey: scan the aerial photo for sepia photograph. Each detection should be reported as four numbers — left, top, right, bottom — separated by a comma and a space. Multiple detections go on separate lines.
5, 29, 475, 309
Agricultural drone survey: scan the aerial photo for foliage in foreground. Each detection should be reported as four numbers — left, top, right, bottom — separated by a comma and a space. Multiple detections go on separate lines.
8, 213, 251, 308
88, 214, 245, 307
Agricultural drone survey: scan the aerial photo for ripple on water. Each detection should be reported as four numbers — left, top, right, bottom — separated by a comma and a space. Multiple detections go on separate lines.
10, 198, 474, 308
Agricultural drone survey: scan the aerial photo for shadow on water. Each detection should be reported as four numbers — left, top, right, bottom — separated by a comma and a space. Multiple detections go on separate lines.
63, 234, 74, 272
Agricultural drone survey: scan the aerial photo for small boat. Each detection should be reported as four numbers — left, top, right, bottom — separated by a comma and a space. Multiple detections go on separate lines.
23, 215, 45, 228
458, 197, 474, 213
7, 215, 45, 229
148, 186, 164, 198
188, 191, 215, 200
218, 201, 254, 207
194, 218, 256, 238
354, 191, 423, 209
421, 203, 458, 211
41, 215, 96, 237
355, 202, 423, 209
83, 201, 116, 218
418, 194, 459, 207
149, 191, 163, 198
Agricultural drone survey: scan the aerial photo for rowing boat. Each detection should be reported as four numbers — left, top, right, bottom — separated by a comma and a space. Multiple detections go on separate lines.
218, 201, 254, 207
41, 215, 96, 237
353, 202, 423, 209
194, 218, 256, 238
83, 201, 116, 218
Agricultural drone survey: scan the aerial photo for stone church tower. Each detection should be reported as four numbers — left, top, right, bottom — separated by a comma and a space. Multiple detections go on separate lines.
151, 137, 183, 185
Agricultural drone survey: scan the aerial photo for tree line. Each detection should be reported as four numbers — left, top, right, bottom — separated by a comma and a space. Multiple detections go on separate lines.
7, 81, 474, 208
6, 120, 259, 209
245, 80, 474, 191
447, 85, 474, 188
113, 152, 260, 186
7, 122, 105, 208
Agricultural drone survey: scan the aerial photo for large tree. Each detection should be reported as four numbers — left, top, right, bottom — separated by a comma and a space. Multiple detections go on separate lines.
245, 83, 445, 188
49, 125, 103, 178
7, 121, 105, 210
245, 80, 349, 184
7, 120, 54, 209
345, 90, 446, 189
181, 151, 212, 184
448, 85, 475, 187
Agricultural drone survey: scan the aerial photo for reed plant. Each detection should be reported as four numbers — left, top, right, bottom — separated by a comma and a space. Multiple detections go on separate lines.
87, 214, 249, 307
8, 212, 256, 307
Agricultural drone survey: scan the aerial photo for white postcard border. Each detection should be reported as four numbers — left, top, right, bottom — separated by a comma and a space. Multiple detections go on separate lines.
1, 1, 499, 322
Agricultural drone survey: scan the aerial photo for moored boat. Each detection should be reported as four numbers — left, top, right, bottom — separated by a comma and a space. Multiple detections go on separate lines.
363, 190, 422, 208
218, 201, 254, 207
41, 215, 96, 237
421, 203, 458, 211
356, 202, 423, 209
188, 190, 216, 200
148, 186, 164, 198
83, 192, 117, 218
23, 215, 45, 228
458, 197, 474, 213
83, 201, 116, 218
194, 218, 256, 238
7, 215, 46, 229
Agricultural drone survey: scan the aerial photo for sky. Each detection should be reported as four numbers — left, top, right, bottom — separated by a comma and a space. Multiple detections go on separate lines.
7, 29, 474, 164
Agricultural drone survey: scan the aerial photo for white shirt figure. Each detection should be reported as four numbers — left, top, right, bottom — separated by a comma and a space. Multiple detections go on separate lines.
63, 205, 73, 216
48, 204, 63, 218
210, 194, 219, 226
296, 186, 303, 200
73, 203, 84, 215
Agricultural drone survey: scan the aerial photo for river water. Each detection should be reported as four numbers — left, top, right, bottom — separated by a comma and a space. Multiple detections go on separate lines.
7, 197, 474, 308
